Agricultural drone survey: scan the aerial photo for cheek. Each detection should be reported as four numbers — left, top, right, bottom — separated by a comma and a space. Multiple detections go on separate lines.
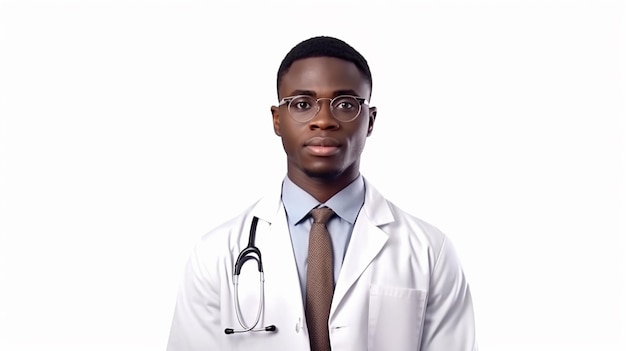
345, 125, 370, 154
279, 122, 301, 152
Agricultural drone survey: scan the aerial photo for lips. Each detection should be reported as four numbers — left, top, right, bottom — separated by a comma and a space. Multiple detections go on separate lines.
305, 137, 340, 147
304, 137, 341, 156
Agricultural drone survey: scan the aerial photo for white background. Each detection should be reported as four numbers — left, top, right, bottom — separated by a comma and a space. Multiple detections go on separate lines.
1, 0, 624, 350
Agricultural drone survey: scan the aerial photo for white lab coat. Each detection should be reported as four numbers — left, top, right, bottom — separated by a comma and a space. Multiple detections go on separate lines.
167, 178, 477, 351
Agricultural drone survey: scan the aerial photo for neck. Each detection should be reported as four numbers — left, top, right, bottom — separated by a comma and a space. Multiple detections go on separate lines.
287, 171, 360, 203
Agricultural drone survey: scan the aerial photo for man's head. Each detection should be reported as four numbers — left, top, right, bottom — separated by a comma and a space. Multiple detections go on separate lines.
271, 36, 377, 193
276, 36, 373, 98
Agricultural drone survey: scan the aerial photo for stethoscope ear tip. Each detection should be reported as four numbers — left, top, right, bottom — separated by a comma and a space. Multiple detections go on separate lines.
224, 328, 235, 334
265, 325, 277, 332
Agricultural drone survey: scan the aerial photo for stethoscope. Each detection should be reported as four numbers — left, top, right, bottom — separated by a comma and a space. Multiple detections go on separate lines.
224, 216, 278, 335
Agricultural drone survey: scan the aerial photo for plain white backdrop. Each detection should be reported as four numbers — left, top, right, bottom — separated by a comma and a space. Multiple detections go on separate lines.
1, 0, 624, 350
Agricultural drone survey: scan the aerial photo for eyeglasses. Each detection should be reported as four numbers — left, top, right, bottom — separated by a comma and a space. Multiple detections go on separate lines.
278, 95, 369, 122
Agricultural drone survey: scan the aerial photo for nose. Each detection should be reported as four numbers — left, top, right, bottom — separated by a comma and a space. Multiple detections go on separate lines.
309, 99, 339, 130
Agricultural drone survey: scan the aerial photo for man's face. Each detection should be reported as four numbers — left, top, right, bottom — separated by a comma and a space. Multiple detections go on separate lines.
271, 56, 376, 184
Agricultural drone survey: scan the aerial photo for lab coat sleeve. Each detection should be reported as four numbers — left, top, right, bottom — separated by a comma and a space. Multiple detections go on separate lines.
420, 237, 478, 351
167, 241, 225, 351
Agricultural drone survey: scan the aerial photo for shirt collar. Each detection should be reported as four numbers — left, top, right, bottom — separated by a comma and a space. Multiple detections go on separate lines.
281, 175, 365, 226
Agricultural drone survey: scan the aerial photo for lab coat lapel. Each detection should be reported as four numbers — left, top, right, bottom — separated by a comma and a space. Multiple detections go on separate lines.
251, 188, 306, 322
330, 179, 394, 315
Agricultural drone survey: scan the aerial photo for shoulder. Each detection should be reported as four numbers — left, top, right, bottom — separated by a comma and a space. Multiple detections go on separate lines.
386, 200, 448, 255
194, 187, 282, 245
193, 200, 260, 255
363, 178, 449, 260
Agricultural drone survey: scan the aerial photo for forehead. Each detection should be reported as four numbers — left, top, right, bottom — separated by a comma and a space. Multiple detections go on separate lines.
279, 57, 370, 98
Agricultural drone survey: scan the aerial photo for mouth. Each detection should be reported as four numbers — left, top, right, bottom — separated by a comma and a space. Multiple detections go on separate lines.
304, 137, 341, 156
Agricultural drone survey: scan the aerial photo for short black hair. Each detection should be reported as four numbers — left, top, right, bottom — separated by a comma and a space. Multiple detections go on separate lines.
276, 36, 372, 95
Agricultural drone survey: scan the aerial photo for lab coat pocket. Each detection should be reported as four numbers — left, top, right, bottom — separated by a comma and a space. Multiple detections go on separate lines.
368, 285, 427, 351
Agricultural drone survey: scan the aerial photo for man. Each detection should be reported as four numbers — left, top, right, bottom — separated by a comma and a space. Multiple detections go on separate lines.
167, 36, 477, 351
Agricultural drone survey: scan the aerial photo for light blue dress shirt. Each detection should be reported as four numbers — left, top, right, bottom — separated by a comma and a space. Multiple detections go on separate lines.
281, 175, 366, 299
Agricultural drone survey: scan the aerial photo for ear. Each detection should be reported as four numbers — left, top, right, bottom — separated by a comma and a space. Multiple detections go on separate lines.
271, 105, 281, 136
366, 106, 377, 136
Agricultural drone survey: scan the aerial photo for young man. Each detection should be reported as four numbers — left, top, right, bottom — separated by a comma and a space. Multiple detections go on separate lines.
167, 36, 477, 351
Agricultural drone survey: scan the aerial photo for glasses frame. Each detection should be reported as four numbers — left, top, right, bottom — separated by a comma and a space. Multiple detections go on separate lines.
278, 94, 370, 123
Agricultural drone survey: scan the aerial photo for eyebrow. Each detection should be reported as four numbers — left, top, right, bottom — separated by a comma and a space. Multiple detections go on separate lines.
287, 89, 362, 97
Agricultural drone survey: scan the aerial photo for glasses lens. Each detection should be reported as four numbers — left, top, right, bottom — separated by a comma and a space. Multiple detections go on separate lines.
288, 96, 317, 122
331, 96, 361, 121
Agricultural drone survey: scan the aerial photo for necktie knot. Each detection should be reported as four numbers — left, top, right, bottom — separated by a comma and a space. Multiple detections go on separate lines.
310, 207, 334, 224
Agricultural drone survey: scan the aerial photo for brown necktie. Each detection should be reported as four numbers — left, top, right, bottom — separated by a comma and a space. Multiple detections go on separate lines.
306, 207, 335, 351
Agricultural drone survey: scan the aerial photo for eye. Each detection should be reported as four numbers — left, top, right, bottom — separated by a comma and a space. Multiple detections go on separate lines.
295, 101, 311, 110
333, 97, 358, 111
290, 97, 315, 111
337, 101, 355, 110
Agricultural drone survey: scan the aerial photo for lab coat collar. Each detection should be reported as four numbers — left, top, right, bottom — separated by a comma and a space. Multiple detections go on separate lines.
249, 187, 283, 225
360, 177, 395, 227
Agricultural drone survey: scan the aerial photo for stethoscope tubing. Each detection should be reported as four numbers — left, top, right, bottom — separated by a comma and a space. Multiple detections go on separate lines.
233, 272, 265, 332
225, 216, 277, 335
